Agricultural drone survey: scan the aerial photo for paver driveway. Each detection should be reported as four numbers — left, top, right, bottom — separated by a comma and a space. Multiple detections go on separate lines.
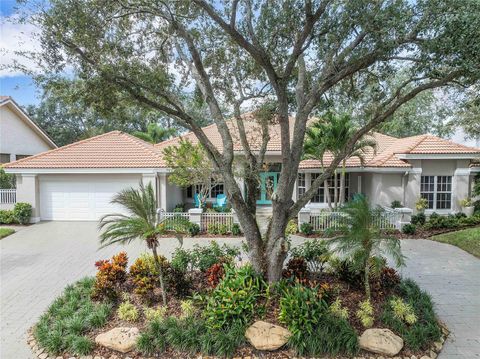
1, 223, 479, 358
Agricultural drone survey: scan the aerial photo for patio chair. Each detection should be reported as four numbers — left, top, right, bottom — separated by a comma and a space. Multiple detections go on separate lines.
212, 194, 227, 211
193, 193, 202, 208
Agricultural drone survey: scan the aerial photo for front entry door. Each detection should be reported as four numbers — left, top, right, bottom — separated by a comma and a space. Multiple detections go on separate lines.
257, 172, 279, 204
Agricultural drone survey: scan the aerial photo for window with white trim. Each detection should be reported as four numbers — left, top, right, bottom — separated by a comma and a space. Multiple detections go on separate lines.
420, 175, 452, 210
297, 173, 306, 198
310, 173, 325, 203
186, 181, 225, 199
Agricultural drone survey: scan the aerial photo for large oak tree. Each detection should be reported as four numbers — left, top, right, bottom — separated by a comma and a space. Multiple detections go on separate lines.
26, 0, 480, 281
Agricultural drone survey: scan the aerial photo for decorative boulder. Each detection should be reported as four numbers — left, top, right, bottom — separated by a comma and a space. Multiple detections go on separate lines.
359, 328, 404, 356
95, 327, 139, 353
245, 321, 291, 351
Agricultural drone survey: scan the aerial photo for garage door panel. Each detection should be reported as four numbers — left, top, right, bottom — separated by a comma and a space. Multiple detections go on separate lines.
39, 175, 141, 221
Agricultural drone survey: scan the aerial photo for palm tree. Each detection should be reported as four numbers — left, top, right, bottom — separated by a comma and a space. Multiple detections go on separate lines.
331, 195, 405, 299
99, 182, 183, 305
133, 123, 177, 144
303, 113, 377, 208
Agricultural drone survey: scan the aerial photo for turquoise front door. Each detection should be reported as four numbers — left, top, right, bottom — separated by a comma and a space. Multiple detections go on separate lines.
257, 172, 279, 204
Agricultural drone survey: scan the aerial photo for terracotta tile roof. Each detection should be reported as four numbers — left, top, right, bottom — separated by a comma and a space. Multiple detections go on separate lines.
155, 115, 292, 153
5, 117, 479, 170
0, 96, 11, 104
4, 131, 166, 168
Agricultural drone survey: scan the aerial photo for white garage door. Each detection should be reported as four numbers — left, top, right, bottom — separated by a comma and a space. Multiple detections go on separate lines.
39, 175, 142, 220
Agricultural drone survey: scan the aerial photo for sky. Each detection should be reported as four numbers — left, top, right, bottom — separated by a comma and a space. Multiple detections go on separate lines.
0, 0, 41, 106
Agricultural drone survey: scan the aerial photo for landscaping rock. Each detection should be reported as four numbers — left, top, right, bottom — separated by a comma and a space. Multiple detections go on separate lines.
95, 327, 139, 353
359, 328, 403, 356
433, 341, 443, 352
245, 321, 291, 351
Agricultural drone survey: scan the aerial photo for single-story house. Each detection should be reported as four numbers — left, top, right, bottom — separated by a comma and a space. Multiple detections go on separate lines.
3, 118, 480, 222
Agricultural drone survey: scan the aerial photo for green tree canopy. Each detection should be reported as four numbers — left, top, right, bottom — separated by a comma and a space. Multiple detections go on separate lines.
17, 0, 480, 281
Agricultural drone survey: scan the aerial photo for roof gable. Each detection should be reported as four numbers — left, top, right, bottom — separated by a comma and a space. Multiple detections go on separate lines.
3, 131, 166, 169
0, 96, 57, 149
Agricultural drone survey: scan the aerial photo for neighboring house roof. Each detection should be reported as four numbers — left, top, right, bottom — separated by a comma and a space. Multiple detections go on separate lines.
4, 131, 165, 169
0, 96, 57, 149
5, 117, 480, 170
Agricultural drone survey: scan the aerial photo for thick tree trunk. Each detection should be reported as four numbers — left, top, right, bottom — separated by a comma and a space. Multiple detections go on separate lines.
264, 201, 289, 282
325, 179, 332, 210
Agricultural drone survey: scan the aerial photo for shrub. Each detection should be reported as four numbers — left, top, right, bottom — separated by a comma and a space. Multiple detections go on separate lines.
129, 254, 163, 302
180, 300, 196, 318
402, 223, 416, 235
381, 279, 441, 350
328, 257, 363, 288
329, 298, 349, 320
391, 200, 402, 208
283, 257, 308, 280
117, 301, 139, 322
92, 252, 128, 301
207, 223, 219, 234
144, 306, 167, 322
165, 266, 193, 298
416, 197, 428, 212
411, 213, 426, 226
279, 283, 328, 336
455, 212, 467, 219
290, 240, 331, 273
34, 277, 112, 356
285, 219, 298, 236
205, 262, 225, 288
170, 248, 191, 272
380, 267, 401, 289
288, 313, 359, 356
356, 300, 374, 328
188, 222, 200, 236
0, 209, 15, 224
300, 222, 313, 235
424, 214, 459, 230
390, 296, 417, 325
192, 241, 240, 271
231, 223, 241, 235
13, 202, 32, 224
217, 224, 229, 235
137, 317, 246, 357
204, 265, 266, 330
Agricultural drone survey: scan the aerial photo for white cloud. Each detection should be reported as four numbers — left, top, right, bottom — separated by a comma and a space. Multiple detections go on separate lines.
0, 15, 41, 77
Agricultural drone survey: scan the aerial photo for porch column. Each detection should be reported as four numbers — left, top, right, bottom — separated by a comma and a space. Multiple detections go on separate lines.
16, 174, 40, 223
158, 173, 168, 211
453, 168, 471, 212
357, 174, 362, 194
405, 168, 422, 213
298, 207, 311, 228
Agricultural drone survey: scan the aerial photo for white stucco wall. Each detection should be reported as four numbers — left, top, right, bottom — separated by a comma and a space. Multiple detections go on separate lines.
0, 105, 53, 161
165, 175, 183, 211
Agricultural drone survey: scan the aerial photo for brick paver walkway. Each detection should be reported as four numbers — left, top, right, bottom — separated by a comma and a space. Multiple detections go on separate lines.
1, 224, 479, 358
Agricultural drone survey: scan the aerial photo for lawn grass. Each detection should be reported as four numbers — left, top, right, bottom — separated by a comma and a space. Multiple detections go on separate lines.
429, 226, 480, 258
0, 227, 15, 239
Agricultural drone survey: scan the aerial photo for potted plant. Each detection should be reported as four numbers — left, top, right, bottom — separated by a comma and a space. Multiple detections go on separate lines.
460, 198, 475, 217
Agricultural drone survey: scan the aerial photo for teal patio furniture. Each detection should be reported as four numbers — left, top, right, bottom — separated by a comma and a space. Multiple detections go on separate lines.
213, 193, 227, 210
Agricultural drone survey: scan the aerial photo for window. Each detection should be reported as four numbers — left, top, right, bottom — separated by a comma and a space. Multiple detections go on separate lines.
15, 154, 31, 160
421, 175, 452, 210
186, 182, 224, 199
310, 173, 325, 203
211, 183, 224, 198
309, 173, 349, 204
0, 153, 10, 164
297, 173, 306, 198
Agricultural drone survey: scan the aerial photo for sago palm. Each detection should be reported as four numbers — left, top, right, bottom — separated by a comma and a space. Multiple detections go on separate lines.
331, 195, 405, 299
99, 182, 170, 304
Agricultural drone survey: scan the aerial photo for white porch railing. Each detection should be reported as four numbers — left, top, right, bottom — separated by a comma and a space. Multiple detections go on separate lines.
158, 211, 189, 231
201, 212, 234, 232
308, 207, 403, 232
156, 209, 235, 233
0, 189, 16, 204
310, 212, 349, 231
